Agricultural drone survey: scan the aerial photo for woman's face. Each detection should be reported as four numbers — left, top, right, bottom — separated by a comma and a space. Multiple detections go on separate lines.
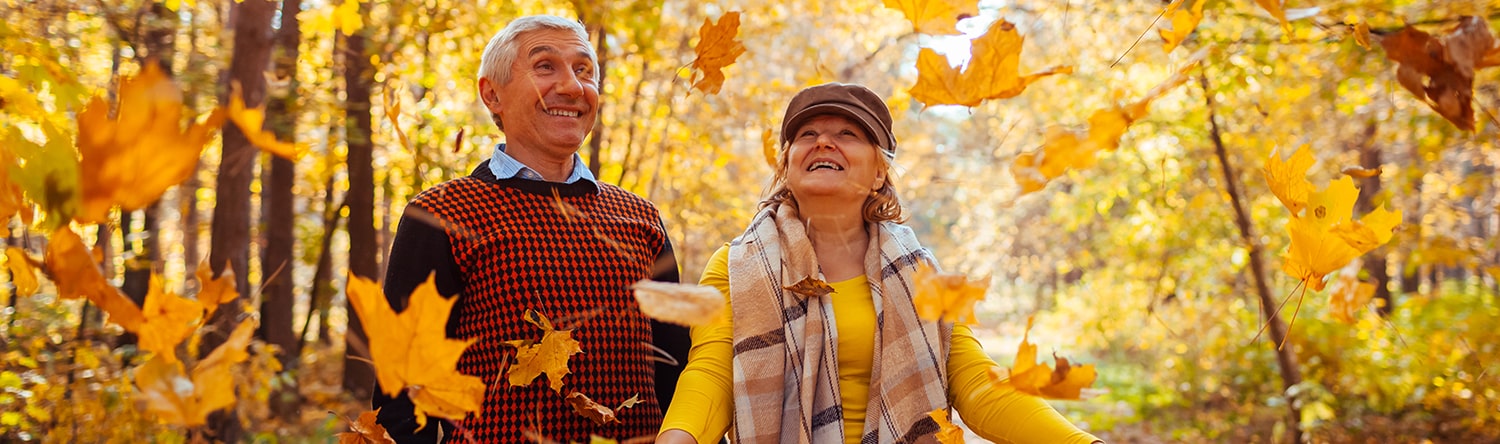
784, 114, 885, 203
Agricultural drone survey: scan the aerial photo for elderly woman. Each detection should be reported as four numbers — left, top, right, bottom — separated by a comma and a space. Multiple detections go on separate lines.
657, 83, 1101, 444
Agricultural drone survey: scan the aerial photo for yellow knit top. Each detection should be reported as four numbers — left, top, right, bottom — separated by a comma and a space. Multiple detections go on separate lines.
660, 246, 1101, 444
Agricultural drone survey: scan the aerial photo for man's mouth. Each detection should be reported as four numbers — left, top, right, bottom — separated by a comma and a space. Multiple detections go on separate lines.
546, 109, 581, 118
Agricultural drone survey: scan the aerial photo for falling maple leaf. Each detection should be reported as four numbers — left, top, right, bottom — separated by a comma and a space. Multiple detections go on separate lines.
5, 247, 38, 296
195, 260, 239, 319
0, 144, 30, 233
565, 391, 642, 425
43, 227, 143, 331
133, 318, 257, 426
1379, 16, 1500, 131
631, 279, 726, 326
990, 316, 1097, 400
1159, 0, 1207, 53
783, 276, 835, 298
1341, 166, 1382, 178
689, 12, 747, 95
912, 264, 989, 324
385, 85, 412, 152
911, 19, 1072, 108
4, 124, 79, 227
346, 272, 486, 429
74, 62, 225, 224
227, 82, 303, 159
1264, 147, 1402, 292
1012, 47, 1208, 194
137, 275, 207, 364
928, 409, 965, 444
332, 0, 364, 36
337, 409, 397, 444
503, 309, 583, 393
882, 0, 978, 35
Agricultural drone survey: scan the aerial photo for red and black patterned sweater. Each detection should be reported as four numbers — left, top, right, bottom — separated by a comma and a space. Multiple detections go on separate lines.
373, 161, 689, 443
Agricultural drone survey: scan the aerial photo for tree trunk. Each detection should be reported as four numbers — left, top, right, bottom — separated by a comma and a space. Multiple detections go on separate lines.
1199, 74, 1304, 443
259, 0, 303, 421
300, 177, 344, 351
207, 0, 276, 440
586, 21, 607, 178
342, 1, 379, 399
1351, 123, 1393, 317
1400, 142, 1423, 295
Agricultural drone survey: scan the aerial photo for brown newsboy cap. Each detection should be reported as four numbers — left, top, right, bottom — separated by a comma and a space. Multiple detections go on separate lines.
779, 82, 896, 158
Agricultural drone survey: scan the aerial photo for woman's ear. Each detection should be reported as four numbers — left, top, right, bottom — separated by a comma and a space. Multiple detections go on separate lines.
873, 174, 886, 191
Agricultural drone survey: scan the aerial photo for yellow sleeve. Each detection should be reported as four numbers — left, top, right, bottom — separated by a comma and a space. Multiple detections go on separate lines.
659, 245, 735, 442
948, 324, 1101, 444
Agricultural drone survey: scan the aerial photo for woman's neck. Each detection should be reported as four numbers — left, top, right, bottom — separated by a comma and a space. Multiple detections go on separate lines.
802, 206, 869, 281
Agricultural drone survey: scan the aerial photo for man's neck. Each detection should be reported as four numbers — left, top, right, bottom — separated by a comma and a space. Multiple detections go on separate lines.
505, 144, 575, 182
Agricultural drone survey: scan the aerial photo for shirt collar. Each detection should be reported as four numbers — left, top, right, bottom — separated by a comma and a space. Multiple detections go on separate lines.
488, 143, 597, 185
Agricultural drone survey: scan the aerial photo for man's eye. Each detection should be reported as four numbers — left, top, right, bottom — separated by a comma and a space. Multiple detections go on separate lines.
535, 62, 554, 72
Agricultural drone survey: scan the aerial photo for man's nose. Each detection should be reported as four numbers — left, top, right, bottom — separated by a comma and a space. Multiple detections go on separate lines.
556, 70, 585, 97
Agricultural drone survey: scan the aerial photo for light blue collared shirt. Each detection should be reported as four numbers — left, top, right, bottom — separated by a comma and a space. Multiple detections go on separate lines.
488, 143, 597, 185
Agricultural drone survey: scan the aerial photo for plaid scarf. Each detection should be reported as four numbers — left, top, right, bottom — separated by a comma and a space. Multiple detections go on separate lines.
727, 203, 952, 444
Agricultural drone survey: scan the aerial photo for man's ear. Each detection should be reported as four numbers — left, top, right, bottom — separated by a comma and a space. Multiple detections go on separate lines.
477, 77, 502, 113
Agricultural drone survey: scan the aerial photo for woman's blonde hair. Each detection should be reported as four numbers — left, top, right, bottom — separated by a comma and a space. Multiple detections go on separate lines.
757, 140, 906, 223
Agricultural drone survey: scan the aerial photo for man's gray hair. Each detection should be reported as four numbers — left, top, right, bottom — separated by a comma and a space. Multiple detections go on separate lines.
477, 15, 594, 88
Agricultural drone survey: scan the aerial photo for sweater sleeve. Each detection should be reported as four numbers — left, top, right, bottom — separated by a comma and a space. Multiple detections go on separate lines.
373, 203, 466, 444
948, 324, 1101, 444
652, 230, 692, 410
658, 245, 735, 442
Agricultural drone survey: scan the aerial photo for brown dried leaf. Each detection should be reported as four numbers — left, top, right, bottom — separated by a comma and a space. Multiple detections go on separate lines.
784, 276, 835, 298
689, 12, 747, 95
631, 279, 726, 326
565, 391, 620, 425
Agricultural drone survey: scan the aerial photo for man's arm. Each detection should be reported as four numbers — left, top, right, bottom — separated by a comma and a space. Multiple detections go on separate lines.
374, 204, 466, 444
650, 232, 691, 410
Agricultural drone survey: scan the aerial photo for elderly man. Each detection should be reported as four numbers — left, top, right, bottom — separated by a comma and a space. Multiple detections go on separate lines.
374, 15, 689, 443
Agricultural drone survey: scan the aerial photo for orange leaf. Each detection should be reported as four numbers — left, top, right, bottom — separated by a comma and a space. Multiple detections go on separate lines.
1341, 166, 1382, 178
911, 19, 1071, 108
5, 247, 38, 297
566, 391, 622, 425
1327, 272, 1376, 324
1013, 47, 1207, 194
384, 86, 412, 153
990, 316, 1097, 400
0, 144, 29, 232
138, 275, 207, 364
912, 264, 989, 324
133, 318, 257, 426
927, 409, 965, 444
631, 279, 726, 326
503, 309, 582, 393
338, 410, 397, 444
882, 0, 978, 35
689, 12, 747, 95
74, 63, 224, 224
195, 260, 239, 319
783, 276, 835, 298
43, 227, 143, 330
346, 272, 485, 429
227, 82, 303, 159
1158, 0, 1207, 53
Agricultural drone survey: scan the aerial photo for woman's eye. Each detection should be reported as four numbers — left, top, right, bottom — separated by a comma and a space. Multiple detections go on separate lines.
800, 130, 817, 138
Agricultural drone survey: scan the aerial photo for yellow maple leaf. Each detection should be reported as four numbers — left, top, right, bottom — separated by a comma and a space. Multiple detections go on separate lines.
1159, 0, 1207, 53
631, 279, 726, 326
337, 409, 397, 444
138, 275, 207, 364
385, 86, 411, 152
1255, 0, 1291, 33
4, 124, 78, 226
195, 260, 240, 319
133, 318, 256, 426
0, 144, 30, 233
346, 272, 485, 429
927, 409, 966, 444
689, 12, 747, 95
227, 82, 303, 160
5, 247, 38, 296
882, 0, 978, 35
990, 316, 1097, 400
912, 264, 989, 324
1263, 145, 1316, 215
43, 227, 144, 330
1277, 174, 1402, 291
911, 19, 1072, 108
503, 309, 583, 393
74, 62, 224, 224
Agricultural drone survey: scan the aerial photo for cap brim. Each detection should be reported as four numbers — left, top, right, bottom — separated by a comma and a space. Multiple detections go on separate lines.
782, 103, 892, 152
